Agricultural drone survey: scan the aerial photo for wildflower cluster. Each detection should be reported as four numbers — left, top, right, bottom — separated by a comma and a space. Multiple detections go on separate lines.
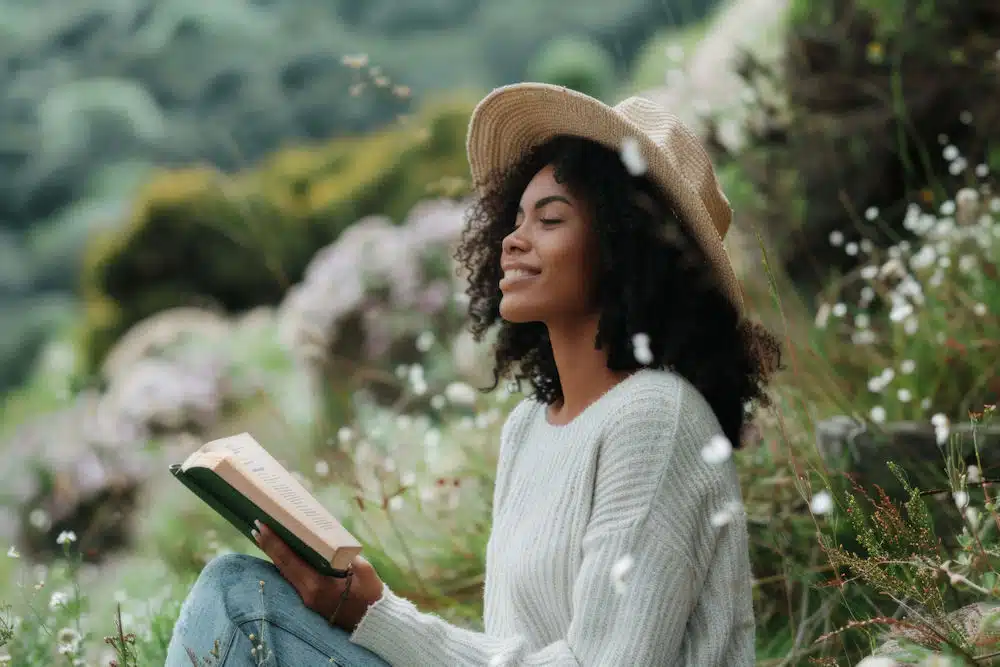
814, 157, 999, 422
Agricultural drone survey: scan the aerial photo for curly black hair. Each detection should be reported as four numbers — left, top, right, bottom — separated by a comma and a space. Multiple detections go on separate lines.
454, 135, 781, 447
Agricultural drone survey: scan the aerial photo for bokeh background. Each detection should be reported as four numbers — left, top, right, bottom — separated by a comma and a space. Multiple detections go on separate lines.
1, 0, 998, 664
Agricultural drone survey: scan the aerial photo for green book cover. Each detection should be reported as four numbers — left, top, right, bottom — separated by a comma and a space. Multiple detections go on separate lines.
168, 463, 348, 578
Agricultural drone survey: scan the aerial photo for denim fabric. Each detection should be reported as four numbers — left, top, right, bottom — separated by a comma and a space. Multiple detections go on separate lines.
165, 553, 391, 667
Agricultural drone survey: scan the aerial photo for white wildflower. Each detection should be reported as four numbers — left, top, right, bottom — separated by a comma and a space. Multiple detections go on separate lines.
900, 359, 916, 374
860, 265, 878, 280
701, 435, 733, 465
856, 657, 899, 667
953, 491, 969, 510
489, 653, 514, 667
337, 427, 353, 444
388, 496, 404, 511
931, 413, 950, 446
444, 382, 477, 406
401, 471, 417, 487
631, 332, 653, 365
619, 137, 647, 176
975, 163, 989, 178
430, 394, 446, 410
869, 406, 886, 424
832, 302, 847, 317
865, 207, 879, 221
810, 490, 834, 515
845, 241, 859, 256
710, 501, 743, 527
28, 508, 50, 531
49, 590, 70, 610
974, 303, 987, 316
897, 389, 912, 403
610, 553, 635, 595
959, 110, 973, 125
943, 145, 959, 162
314, 460, 330, 477
889, 300, 914, 322
829, 230, 844, 247
968, 465, 981, 484
415, 331, 436, 352
56, 530, 76, 546
6, 546, 18, 558
860, 657, 902, 667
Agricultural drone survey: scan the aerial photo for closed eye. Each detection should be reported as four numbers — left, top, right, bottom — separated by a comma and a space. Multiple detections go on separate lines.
540, 218, 562, 225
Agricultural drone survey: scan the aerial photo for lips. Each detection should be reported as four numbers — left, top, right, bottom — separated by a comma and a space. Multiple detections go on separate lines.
499, 266, 540, 289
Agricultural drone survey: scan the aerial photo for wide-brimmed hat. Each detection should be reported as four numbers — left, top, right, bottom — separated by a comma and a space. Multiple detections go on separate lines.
465, 82, 744, 314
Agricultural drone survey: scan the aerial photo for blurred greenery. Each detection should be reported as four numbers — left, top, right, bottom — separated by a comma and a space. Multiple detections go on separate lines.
0, 0, 720, 393
2, 0, 1000, 664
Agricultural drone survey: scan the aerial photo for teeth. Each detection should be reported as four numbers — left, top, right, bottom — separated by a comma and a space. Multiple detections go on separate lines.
505, 269, 535, 279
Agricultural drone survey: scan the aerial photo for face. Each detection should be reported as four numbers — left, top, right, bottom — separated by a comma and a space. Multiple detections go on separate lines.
498, 164, 598, 324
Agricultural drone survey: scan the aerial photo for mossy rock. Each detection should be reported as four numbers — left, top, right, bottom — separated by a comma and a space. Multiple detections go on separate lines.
79, 94, 477, 372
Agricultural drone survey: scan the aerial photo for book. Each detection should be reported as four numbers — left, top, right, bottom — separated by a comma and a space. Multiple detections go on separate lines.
169, 432, 362, 577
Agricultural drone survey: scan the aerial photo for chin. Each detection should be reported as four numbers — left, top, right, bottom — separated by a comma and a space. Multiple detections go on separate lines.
498, 296, 542, 324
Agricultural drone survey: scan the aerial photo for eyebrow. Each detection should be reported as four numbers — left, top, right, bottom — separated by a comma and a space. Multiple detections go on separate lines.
516, 195, 572, 214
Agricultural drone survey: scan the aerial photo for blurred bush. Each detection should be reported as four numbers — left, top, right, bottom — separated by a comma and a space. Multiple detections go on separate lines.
717, 0, 1000, 293
79, 96, 476, 372
526, 36, 616, 101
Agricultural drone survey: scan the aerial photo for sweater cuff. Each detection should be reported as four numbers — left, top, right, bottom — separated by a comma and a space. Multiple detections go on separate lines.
348, 583, 425, 663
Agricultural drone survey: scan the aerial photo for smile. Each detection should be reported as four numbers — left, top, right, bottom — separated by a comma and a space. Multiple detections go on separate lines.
499, 269, 540, 289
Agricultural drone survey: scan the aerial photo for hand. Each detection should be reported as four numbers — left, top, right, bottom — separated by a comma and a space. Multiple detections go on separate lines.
252, 520, 385, 632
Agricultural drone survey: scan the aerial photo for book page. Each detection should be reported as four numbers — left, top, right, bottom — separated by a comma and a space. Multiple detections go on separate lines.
193, 433, 341, 536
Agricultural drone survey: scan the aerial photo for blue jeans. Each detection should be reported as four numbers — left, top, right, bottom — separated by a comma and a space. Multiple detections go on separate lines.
165, 553, 391, 666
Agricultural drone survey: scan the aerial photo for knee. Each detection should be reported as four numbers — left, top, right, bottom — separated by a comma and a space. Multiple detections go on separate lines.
192, 553, 278, 597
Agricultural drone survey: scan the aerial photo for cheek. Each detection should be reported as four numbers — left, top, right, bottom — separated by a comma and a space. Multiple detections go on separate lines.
550, 244, 597, 304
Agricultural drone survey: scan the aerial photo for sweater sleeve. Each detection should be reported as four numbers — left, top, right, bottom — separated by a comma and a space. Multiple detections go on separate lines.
349, 380, 753, 666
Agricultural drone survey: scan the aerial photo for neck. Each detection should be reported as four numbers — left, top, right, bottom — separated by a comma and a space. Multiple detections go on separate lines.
545, 316, 632, 424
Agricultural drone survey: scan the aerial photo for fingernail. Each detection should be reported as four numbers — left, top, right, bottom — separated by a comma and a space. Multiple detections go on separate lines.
254, 520, 262, 531
251, 529, 260, 542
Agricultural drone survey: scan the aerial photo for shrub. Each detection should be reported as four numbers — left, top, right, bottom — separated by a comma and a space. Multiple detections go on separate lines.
525, 35, 617, 101
79, 95, 477, 372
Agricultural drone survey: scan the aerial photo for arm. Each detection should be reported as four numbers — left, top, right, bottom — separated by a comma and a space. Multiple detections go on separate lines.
349, 380, 752, 666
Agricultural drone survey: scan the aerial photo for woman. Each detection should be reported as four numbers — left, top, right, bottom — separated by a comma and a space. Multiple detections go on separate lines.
166, 83, 781, 666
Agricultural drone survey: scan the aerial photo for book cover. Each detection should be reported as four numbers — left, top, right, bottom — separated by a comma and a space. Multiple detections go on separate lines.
168, 463, 349, 578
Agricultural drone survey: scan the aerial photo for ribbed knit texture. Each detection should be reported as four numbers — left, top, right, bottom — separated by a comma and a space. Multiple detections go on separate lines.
349, 368, 755, 666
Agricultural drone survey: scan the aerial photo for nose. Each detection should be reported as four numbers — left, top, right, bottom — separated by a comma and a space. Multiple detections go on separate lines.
502, 225, 530, 255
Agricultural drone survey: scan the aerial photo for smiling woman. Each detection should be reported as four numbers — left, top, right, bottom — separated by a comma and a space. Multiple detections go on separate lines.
166, 83, 782, 667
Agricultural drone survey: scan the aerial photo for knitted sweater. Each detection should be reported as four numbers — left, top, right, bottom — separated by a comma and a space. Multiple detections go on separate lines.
350, 368, 755, 665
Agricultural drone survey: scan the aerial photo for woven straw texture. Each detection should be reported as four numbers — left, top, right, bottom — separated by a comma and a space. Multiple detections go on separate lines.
466, 82, 745, 313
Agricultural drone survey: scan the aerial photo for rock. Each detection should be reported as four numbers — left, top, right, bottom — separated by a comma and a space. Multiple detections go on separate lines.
0, 393, 151, 562
816, 415, 1000, 494
871, 602, 1000, 664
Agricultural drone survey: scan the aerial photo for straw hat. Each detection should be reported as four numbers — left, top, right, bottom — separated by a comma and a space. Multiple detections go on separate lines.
465, 82, 744, 314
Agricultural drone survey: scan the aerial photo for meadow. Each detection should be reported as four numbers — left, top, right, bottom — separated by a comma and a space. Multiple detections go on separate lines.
1, 1, 999, 665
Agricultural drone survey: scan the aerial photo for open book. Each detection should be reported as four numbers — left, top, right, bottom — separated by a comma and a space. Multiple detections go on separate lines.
169, 432, 362, 577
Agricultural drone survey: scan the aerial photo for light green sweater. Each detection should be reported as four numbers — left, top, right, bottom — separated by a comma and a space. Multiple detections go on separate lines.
350, 368, 755, 665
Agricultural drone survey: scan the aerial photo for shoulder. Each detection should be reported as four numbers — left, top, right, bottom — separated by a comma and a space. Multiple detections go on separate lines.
500, 397, 541, 439
602, 369, 722, 444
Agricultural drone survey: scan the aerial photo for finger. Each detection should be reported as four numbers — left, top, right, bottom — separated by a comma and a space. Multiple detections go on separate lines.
253, 522, 312, 590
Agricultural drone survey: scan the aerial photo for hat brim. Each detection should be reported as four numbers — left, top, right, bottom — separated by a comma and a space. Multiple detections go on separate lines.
465, 82, 744, 313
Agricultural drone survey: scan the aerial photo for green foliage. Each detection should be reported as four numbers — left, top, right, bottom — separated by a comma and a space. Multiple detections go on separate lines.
624, 20, 711, 93
526, 36, 616, 101
78, 95, 477, 372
